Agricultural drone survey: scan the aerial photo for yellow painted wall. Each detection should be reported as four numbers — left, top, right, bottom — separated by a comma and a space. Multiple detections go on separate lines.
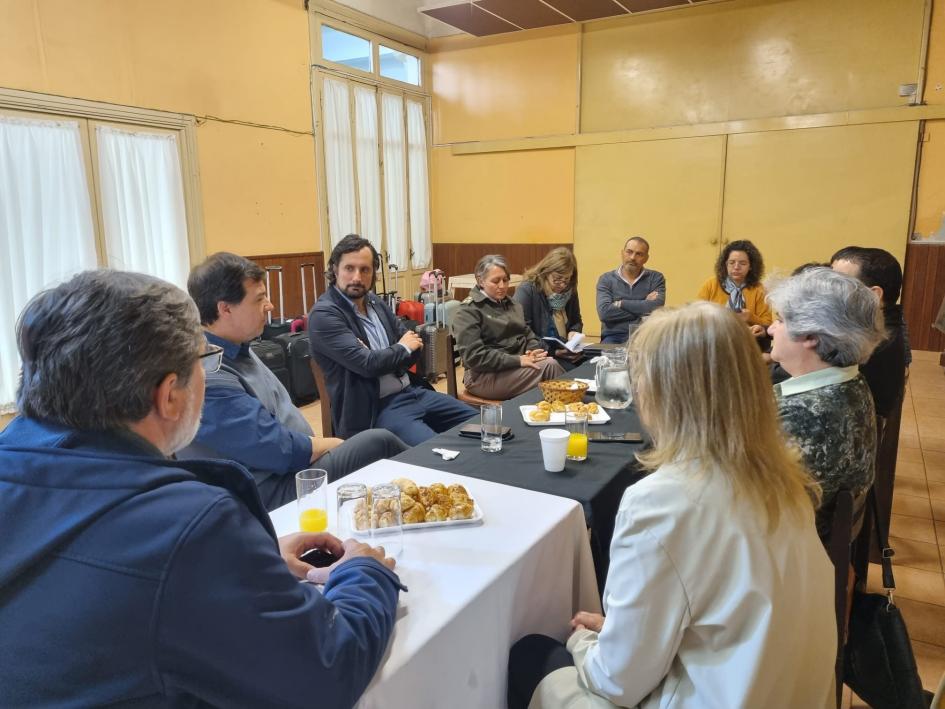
722, 122, 919, 271
430, 25, 580, 144
573, 136, 726, 336
0, 0, 320, 256
581, 0, 926, 132
431, 147, 573, 244
915, 2, 945, 239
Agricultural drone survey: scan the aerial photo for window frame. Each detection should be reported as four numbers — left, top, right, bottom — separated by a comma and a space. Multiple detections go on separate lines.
313, 16, 425, 92
0, 88, 206, 268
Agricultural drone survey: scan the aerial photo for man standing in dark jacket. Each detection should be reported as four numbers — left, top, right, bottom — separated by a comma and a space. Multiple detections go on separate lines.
0, 270, 402, 707
309, 234, 476, 445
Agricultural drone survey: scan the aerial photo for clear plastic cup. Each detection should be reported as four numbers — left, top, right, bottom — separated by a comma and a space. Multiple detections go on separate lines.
481, 403, 503, 453
296, 469, 328, 532
370, 483, 403, 558
565, 412, 588, 462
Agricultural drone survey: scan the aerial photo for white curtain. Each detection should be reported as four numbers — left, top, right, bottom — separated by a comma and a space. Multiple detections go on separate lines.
96, 126, 190, 289
0, 116, 98, 413
381, 93, 407, 270
322, 78, 357, 249
354, 85, 383, 252
406, 100, 431, 270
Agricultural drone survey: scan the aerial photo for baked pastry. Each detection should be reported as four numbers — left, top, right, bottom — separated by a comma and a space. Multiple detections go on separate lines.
376, 510, 398, 528
374, 498, 397, 514
418, 486, 438, 508
449, 502, 475, 520
529, 408, 550, 422
425, 504, 449, 522
586, 402, 599, 414
428, 482, 447, 496
393, 477, 420, 500
400, 493, 416, 511
551, 401, 566, 413
536, 400, 552, 411
449, 491, 470, 506
447, 484, 468, 498
402, 504, 426, 525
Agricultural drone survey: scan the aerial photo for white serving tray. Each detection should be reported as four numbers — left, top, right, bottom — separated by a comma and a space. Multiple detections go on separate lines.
519, 405, 611, 426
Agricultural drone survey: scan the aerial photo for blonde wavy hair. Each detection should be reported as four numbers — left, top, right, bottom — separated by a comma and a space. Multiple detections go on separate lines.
629, 301, 820, 532
523, 247, 578, 289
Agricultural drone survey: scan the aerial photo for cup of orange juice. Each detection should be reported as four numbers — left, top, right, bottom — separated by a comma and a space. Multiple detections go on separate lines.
565, 412, 588, 462
296, 469, 328, 532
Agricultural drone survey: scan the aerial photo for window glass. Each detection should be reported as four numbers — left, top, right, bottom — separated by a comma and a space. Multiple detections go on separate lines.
321, 25, 372, 72
379, 45, 420, 85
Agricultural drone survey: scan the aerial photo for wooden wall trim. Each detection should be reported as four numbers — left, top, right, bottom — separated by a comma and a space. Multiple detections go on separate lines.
902, 242, 945, 352
247, 251, 325, 319
432, 242, 571, 299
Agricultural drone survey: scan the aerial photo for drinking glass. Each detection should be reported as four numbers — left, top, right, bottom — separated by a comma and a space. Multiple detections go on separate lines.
481, 403, 503, 453
336, 483, 370, 540
565, 412, 588, 462
370, 483, 403, 558
296, 469, 328, 532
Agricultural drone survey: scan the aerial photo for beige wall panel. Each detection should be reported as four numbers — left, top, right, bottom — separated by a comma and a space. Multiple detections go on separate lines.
722, 122, 918, 274
430, 26, 579, 144
581, 0, 925, 133
926, 0, 945, 105
573, 136, 726, 337
431, 146, 574, 245
0, 0, 312, 131
198, 121, 321, 256
913, 120, 945, 238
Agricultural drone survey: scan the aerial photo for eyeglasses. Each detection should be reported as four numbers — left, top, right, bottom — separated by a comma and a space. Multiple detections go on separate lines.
199, 344, 225, 374
548, 273, 573, 287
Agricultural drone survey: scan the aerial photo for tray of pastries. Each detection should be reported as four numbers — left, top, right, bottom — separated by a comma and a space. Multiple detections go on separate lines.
353, 478, 484, 532
520, 400, 611, 426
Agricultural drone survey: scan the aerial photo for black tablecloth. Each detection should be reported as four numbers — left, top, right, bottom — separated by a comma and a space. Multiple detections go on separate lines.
392, 361, 647, 586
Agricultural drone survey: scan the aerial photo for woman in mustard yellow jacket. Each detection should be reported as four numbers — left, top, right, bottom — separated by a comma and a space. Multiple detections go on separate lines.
697, 239, 772, 337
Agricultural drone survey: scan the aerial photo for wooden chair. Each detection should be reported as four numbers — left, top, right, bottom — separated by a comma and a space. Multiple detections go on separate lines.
308, 358, 333, 438
444, 334, 501, 406
826, 488, 856, 709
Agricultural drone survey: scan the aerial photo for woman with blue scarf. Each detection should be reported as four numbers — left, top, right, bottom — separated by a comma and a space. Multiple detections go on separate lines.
697, 239, 772, 337
514, 248, 585, 371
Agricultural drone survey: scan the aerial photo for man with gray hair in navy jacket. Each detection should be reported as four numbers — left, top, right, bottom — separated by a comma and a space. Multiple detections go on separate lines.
0, 269, 402, 707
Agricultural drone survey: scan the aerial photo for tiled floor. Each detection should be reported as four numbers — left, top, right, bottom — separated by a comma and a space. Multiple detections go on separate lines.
843, 350, 945, 706
300, 361, 945, 704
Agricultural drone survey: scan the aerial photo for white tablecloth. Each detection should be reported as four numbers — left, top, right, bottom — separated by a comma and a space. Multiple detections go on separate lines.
270, 459, 601, 709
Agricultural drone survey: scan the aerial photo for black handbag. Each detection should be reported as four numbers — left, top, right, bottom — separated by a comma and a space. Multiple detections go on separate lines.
843, 488, 926, 709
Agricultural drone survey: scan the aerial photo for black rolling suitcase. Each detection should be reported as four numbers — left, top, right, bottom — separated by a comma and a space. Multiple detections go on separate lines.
415, 275, 451, 383
250, 339, 291, 393
262, 265, 292, 340
273, 263, 319, 405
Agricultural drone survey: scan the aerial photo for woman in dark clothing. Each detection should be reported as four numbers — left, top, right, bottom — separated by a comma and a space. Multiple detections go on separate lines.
513, 248, 584, 371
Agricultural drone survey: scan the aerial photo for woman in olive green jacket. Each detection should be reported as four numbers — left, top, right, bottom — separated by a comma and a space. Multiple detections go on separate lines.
452, 254, 565, 400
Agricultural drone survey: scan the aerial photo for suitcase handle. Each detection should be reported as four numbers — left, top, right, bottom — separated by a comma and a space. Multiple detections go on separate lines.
264, 266, 285, 324
300, 262, 318, 314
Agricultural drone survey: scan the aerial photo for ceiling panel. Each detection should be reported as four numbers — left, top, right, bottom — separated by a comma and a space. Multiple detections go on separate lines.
422, 4, 520, 36
621, 0, 691, 11
541, 0, 628, 22
473, 0, 571, 29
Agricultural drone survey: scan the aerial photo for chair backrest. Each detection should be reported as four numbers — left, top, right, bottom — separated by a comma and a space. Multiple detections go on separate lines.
445, 335, 458, 398
308, 357, 333, 438
827, 488, 856, 709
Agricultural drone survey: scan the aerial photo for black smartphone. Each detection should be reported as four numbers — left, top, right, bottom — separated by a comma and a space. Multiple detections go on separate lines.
587, 432, 643, 443
299, 547, 339, 568
458, 423, 513, 440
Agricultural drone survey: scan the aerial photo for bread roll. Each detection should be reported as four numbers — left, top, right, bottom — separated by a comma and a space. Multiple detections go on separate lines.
425, 504, 449, 522
449, 502, 475, 520
447, 484, 468, 498
403, 504, 426, 525
393, 477, 420, 500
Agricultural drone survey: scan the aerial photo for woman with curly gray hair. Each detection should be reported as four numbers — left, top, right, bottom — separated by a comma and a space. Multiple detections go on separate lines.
767, 267, 886, 540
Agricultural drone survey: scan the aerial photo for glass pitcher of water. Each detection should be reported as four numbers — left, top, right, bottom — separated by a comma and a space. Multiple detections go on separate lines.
595, 348, 632, 410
